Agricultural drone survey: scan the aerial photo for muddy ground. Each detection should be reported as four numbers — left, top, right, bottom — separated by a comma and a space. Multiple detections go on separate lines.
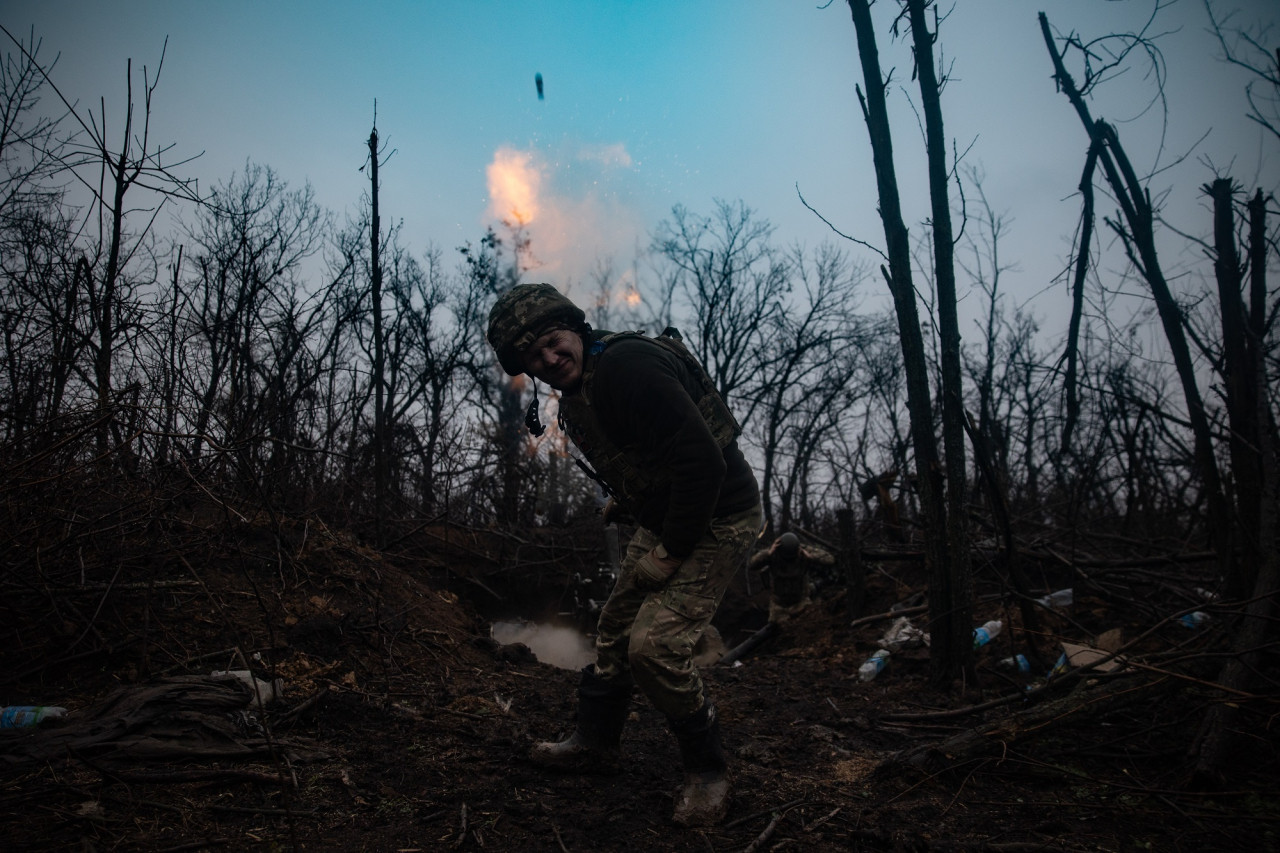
2, 505, 1277, 852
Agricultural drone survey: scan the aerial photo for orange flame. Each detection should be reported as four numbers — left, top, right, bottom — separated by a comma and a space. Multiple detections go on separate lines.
487, 147, 541, 224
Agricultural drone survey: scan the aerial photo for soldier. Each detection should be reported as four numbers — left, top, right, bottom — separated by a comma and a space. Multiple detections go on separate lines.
748, 531, 835, 624
487, 283, 761, 827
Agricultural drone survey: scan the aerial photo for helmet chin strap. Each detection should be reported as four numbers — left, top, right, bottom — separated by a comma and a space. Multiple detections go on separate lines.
525, 379, 547, 436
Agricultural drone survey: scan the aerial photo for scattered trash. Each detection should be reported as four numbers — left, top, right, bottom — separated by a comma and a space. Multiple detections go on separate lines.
1178, 611, 1211, 629
972, 620, 1003, 649
998, 654, 1031, 673
1035, 588, 1073, 610
210, 670, 283, 705
0, 705, 67, 728
1060, 641, 1127, 673
1047, 651, 1071, 679
1194, 587, 1219, 602
858, 649, 890, 682
877, 616, 927, 652
1094, 627, 1124, 651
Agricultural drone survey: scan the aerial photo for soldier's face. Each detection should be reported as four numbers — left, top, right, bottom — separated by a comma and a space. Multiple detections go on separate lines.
522, 327, 583, 391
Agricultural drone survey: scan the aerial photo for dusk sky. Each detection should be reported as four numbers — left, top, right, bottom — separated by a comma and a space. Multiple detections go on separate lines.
3, 0, 1276, 334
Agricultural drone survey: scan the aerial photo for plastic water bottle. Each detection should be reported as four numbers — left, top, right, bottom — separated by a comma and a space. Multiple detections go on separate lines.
0, 705, 67, 728
972, 620, 1003, 649
858, 649, 890, 682
1178, 611, 1210, 629
999, 654, 1031, 673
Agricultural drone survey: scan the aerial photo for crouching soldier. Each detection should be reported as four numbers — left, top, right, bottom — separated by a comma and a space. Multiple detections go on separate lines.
486, 283, 761, 827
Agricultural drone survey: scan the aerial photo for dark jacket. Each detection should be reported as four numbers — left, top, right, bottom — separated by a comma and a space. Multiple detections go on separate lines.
565, 331, 759, 557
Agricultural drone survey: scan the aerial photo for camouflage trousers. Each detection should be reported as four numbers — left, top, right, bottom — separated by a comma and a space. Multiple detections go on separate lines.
593, 503, 762, 720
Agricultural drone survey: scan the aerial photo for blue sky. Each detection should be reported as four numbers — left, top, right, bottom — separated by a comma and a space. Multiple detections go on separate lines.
3, 0, 1276, 332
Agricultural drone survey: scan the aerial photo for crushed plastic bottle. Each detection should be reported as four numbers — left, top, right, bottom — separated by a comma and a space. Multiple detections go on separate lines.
972, 619, 1003, 649
858, 649, 890, 682
211, 670, 283, 704
1035, 589, 1073, 610
877, 616, 926, 652
0, 705, 67, 728
1178, 611, 1211, 629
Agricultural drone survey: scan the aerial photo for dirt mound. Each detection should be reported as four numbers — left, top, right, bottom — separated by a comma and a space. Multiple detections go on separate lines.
2, 501, 1276, 851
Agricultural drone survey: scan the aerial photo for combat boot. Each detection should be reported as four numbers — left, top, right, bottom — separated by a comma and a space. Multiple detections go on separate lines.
530, 665, 631, 774
668, 701, 729, 827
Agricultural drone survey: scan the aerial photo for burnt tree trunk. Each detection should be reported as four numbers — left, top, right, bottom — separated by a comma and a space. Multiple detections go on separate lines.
1060, 141, 1100, 456
1209, 179, 1259, 593
1193, 187, 1279, 782
847, 0, 956, 687
369, 122, 387, 547
906, 0, 975, 683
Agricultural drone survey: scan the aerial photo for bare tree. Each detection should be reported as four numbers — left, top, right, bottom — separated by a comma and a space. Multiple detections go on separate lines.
903, 0, 975, 677
1040, 11, 1235, 589
650, 200, 788, 405
1040, 7, 1280, 782
392, 246, 480, 512
176, 164, 327, 473
459, 224, 539, 523
1204, 0, 1280, 144
45, 40, 201, 457
748, 242, 870, 535
0, 200, 86, 452
367, 118, 389, 545
846, 0, 969, 686
957, 166, 1018, 495
0, 27, 67, 225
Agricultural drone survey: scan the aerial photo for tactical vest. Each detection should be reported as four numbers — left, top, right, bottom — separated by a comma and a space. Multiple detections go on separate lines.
557, 330, 740, 506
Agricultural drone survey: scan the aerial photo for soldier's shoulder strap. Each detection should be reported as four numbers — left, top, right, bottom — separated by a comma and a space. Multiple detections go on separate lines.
590, 327, 741, 443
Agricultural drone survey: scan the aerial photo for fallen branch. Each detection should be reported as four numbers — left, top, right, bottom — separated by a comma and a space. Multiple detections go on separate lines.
880, 673, 1173, 775
850, 604, 928, 630
742, 811, 782, 852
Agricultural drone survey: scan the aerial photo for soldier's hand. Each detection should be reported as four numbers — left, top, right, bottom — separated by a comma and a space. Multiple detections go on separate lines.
633, 544, 683, 590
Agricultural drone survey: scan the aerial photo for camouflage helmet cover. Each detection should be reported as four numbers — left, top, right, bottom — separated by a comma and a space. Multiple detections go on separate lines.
486, 283, 587, 376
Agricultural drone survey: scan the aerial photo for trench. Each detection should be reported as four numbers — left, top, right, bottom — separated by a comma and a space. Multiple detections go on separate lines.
479, 524, 620, 671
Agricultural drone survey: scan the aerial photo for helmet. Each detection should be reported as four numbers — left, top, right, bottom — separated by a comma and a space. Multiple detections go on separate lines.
776, 532, 800, 558
486, 283, 587, 376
